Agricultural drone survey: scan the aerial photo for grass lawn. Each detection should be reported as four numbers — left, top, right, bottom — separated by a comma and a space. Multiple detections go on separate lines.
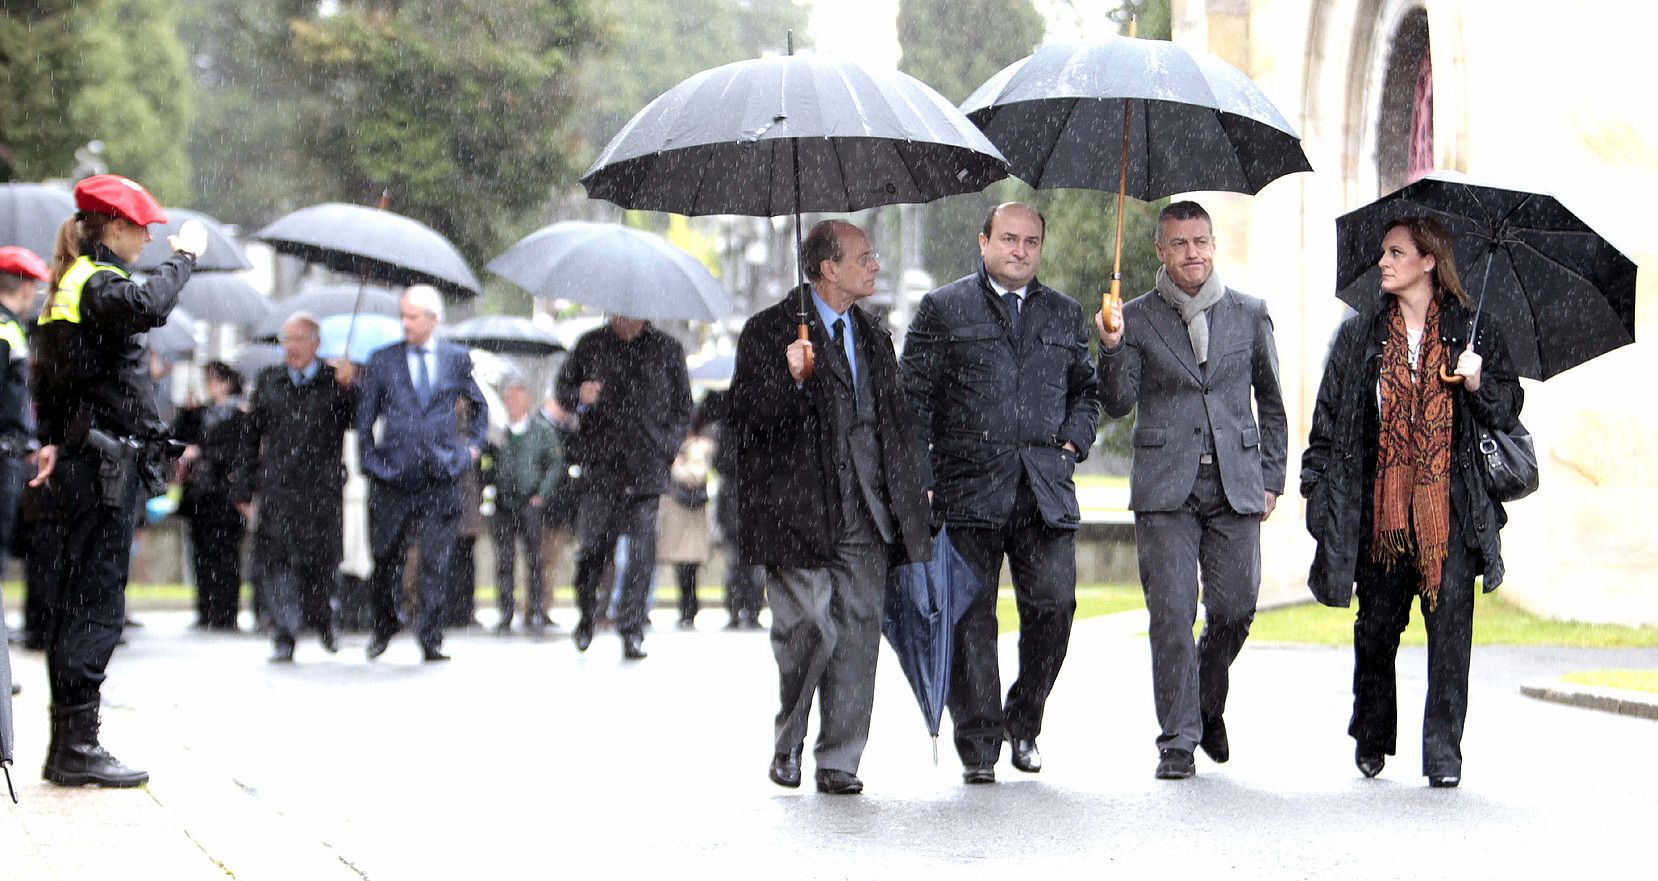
996, 583, 1142, 635
1249, 589, 1658, 649
1561, 669, 1658, 694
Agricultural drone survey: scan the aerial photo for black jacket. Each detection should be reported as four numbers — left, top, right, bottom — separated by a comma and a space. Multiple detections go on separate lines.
731, 293, 931, 568
555, 323, 692, 496
240, 363, 358, 568
173, 398, 252, 523
900, 265, 1100, 529
1301, 294, 1524, 607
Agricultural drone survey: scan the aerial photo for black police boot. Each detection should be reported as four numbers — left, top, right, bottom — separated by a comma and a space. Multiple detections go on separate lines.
42, 702, 149, 788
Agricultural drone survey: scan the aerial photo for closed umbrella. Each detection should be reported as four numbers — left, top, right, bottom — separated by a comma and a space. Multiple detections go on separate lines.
488, 222, 732, 322
135, 208, 251, 273
1335, 171, 1638, 381
881, 527, 985, 754
445, 315, 564, 357
582, 37, 1008, 375
0, 182, 75, 260
961, 28, 1312, 326
2, 602, 14, 801
253, 284, 402, 341
177, 273, 272, 327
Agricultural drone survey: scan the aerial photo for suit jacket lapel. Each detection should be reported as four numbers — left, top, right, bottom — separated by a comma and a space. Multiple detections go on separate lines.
1145, 294, 1203, 383
805, 305, 853, 392
1201, 292, 1235, 381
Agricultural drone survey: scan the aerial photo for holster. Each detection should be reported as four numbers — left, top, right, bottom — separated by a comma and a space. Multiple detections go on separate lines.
83, 428, 143, 509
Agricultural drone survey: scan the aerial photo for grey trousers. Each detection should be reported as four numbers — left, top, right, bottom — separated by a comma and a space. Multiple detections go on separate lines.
1134, 462, 1261, 753
766, 530, 889, 774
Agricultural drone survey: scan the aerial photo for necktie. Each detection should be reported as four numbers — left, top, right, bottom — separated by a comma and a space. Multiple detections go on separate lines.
831, 318, 846, 350
415, 347, 432, 406
290, 369, 304, 387
1003, 292, 1022, 338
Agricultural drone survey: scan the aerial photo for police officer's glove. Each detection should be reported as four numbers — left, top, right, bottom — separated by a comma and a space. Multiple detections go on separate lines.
169, 219, 208, 260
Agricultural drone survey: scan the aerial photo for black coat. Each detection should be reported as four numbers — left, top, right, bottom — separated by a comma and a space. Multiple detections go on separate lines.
731, 293, 932, 568
900, 265, 1100, 529
173, 398, 252, 523
555, 323, 692, 496
1300, 294, 1524, 607
240, 364, 358, 569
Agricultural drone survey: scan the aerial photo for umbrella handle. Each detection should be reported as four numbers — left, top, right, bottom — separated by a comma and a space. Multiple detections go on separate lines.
797, 323, 814, 380
1439, 364, 1464, 385
1101, 19, 1136, 335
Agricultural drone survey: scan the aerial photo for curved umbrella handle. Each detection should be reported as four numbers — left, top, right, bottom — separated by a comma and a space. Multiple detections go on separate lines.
1438, 364, 1464, 385
1101, 285, 1121, 333
797, 323, 814, 381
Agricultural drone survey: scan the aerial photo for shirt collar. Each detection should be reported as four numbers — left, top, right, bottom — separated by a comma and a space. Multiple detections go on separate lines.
810, 287, 851, 333
291, 359, 320, 383
985, 275, 1029, 301
509, 417, 530, 435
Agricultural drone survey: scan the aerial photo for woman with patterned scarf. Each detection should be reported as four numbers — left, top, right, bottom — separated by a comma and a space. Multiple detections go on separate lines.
1301, 216, 1524, 789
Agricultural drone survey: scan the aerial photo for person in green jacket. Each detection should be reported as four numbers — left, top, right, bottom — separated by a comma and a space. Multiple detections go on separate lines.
488, 379, 563, 634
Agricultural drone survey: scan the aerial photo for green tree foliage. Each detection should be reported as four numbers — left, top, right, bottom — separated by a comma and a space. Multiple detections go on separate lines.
1, 0, 192, 202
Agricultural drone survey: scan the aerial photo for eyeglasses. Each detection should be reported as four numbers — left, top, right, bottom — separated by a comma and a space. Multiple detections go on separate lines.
850, 252, 880, 268
1162, 237, 1215, 251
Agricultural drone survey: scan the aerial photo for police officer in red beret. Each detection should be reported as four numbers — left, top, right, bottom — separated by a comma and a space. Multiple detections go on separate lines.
0, 246, 49, 711
30, 175, 206, 788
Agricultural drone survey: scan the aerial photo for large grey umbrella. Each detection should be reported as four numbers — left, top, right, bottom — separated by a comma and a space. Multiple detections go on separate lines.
0, 182, 75, 260
488, 222, 732, 322
253, 284, 401, 340
145, 305, 198, 359
961, 31, 1312, 326
234, 343, 286, 386
445, 315, 564, 357
254, 202, 481, 298
177, 273, 273, 326
135, 208, 252, 273
582, 42, 1008, 374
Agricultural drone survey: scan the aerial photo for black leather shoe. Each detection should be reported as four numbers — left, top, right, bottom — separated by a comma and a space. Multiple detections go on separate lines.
421, 646, 451, 663
815, 769, 863, 795
365, 633, 391, 661
1356, 752, 1386, 779
622, 634, 648, 660
1008, 737, 1042, 773
769, 748, 802, 788
1428, 774, 1460, 788
962, 765, 996, 785
268, 643, 295, 664
319, 628, 339, 654
573, 623, 593, 652
1199, 713, 1230, 763
1155, 748, 1196, 780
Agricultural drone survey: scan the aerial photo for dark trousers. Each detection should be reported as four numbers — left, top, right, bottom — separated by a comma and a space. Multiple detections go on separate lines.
368, 478, 459, 651
40, 454, 140, 707
572, 492, 658, 638
674, 562, 700, 622
1134, 461, 1261, 753
21, 530, 54, 643
268, 557, 336, 647
187, 511, 244, 629
445, 535, 477, 627
492, 502, 545, 625
947, 475, 1078, 767
1351, 535, 1477, 777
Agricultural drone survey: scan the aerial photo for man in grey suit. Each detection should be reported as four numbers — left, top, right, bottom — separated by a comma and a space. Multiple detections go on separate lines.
1096, 201, 1287, 780
730, 220, 931, 796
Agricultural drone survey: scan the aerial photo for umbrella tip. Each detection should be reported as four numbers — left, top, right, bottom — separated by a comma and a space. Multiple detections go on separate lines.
933, 736, 939, 766
377, 189, 390, 211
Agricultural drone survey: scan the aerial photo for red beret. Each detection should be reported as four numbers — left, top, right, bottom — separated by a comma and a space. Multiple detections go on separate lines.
0, 246, 50, 281
72, 174, 167, 226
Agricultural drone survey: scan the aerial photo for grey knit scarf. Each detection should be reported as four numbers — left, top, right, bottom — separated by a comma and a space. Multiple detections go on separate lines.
1155, 264, 1225, 364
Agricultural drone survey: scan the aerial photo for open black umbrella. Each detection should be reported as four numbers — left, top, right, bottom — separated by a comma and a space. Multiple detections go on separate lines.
177, 273, 273, 327
882, 527, 984, 752
0, 182, 75, 260
488, 222, 732, 322
255, 202, 481, 298
961, 28, 1312, 326
252, 284, 402, 341
1335, 171, 1639, 380
445, 315, 564, 357
136, 208, 251, 273
582, 37, 1008, 375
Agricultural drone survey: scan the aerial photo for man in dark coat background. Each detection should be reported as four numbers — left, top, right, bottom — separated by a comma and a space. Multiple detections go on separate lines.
732, 219, 931, 796
901, 202, 1101, 784
555, 314, 692, 660
239, 313, 358, 662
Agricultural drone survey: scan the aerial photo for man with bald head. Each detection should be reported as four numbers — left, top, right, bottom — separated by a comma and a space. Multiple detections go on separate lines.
239, 313, 359, 662
902, 202, 1100, 784
356, 285, 488, 662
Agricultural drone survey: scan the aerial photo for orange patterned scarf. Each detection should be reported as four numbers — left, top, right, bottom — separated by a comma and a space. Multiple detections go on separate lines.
1371, 297, 1454, 608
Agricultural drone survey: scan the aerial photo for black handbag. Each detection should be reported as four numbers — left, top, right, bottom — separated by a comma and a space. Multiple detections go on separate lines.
1478, 420, 1539, 503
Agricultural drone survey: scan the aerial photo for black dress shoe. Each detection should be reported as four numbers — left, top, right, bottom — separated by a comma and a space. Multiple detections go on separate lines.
573, 623, 593, 652
365, 633, 391, 661
1428, 774, 1460, 788
815, 769, 863, 795
962, 765, 996, 785
421, 646, 451, 663
1155, 748, 1196, 780
268, 643, 295, 664
1008, 737, 1042, 773
1356, 752, 1386, 779
769, 748, 802, 788
1199, 713, 1230, 764
319, 629, 339, 654
622, 634, 648, 660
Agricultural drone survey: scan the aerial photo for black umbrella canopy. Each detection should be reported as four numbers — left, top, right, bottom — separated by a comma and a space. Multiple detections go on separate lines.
445, 315, 564, 357
255, 203, 482, 298
135, 208, 252, 273
581, 53, 1009, 216
252, 283, 402, 340
488, 222, 734, 322
960, 37, 1312, 198
175, 273, 273, 326
1335, 171, 1639, 381
0, 182, 75, 261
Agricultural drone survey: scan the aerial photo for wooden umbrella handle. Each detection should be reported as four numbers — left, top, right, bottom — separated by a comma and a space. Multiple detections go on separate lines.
1439, 364, 1464, 384
798, 323, 814, 380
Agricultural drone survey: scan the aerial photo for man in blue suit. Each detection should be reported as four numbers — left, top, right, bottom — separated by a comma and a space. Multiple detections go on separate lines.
356, 285, 488, 662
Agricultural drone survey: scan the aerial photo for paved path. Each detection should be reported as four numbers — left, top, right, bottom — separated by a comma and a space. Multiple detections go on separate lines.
3, 609, 1653, 880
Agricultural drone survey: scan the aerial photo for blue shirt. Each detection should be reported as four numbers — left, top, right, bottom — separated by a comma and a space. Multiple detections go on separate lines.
406, 342, 436, 397
289, 359, 320, 387
811, 288, 857, 388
